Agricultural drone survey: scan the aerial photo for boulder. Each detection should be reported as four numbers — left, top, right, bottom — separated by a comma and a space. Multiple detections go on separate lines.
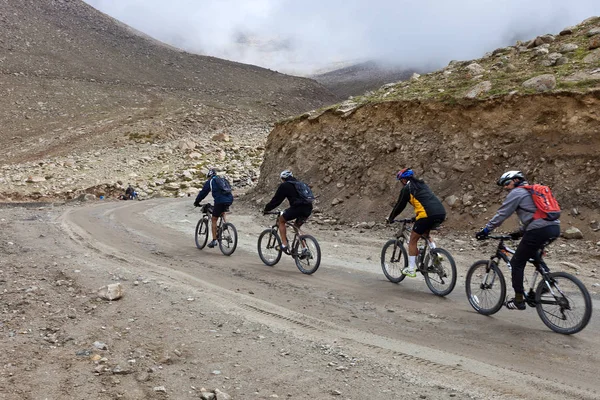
465, 81, 492, 99
410, 72, 421, 80
533, 47, 549, 56
188, 152, 202, 159
26, 176, 46, 183
590, 36, 600, 50
560, 43, 578, 53
522, 74, 556, 92
211, 133, 230, 142
559, 27, 575, 36
466, 63, 485, 75
583, 49, 600, 64
534, 34, 555, 46
445, 195, 459, 208
586, 27, 600, 37
562, 227, 583, 240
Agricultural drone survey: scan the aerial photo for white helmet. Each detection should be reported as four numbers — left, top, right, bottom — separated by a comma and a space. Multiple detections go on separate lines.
497, 170, 525, 186
280, 170, 293, 179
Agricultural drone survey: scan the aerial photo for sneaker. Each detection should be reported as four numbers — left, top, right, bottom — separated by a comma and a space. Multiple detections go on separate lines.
280, 245, 290, 255
401, 266, 417, 278
207, 240, 218, 248
504, 298, 526, 310
299, 248, 310, 260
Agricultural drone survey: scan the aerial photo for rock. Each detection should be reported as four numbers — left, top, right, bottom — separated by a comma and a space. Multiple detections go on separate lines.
331, 198, 343, 206
462, 193, 473, 206
562, 227, 583, 240
178, 139, 196, 151
153, 386, 167, 393
97, 283, 124, 301
410, 72, 421, 80
452, 164, 468, 172
533, 47, 549, 56
465, 81, 492, 99
560, 43, 578, 52
587, 27, 600, 37
555, 57, 569, 66
534, 34, 555, 46
201, 392, 216, 400
188, 152, 202, 159
335, 100, 358, 116
522, 74, 556, 92
466, 63, 485, 75
547, 53, 563, 64
211, 133, 230, 142
590, 220, 600, 231
75, 193, 96, 202
560, 261, 581, 271
590, 36, 600, 50
214, 389, 232, 400
93, 341, 108, 350
559, 27, 575, 36
445, 195, 459, 208
26, 176, 46, 183
583, 49, 600, 64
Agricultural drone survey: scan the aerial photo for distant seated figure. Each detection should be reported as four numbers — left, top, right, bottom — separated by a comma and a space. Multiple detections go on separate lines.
125, 184, 135, 200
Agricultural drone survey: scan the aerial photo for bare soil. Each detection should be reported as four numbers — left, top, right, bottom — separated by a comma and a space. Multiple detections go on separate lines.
1, 198, 598, 399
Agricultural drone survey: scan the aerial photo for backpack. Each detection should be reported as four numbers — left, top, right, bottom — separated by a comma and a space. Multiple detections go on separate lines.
522, 184, 561, 221
291, 181, 315, 205
211, 176, 232, 195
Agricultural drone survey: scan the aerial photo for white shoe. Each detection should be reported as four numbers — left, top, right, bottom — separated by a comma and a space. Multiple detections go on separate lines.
402, 266, 417, 278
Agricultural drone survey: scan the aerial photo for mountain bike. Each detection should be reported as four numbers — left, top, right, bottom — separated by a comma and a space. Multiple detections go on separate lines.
257, 211, 321, 274
465, 235, 592, 334
381, 218, 457, 296
194, 203, 238, 256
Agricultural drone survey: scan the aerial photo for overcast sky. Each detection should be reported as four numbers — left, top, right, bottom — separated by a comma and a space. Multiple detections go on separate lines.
83, 0, 598, 75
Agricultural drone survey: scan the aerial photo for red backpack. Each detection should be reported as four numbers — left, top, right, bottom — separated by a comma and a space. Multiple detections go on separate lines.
522, 184, 561, 221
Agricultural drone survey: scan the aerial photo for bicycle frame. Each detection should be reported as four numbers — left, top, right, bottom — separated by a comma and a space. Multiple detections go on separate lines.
266, 212, 303, 254
392, 219, 436, 268
486, 236, 559, 304
200, 204, 226, 238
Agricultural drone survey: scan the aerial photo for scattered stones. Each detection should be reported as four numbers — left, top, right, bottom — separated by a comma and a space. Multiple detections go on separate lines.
522, 74, 556, 92
97, 283, 124, 301
562, 227, 583, 240
93, 341, 108, 350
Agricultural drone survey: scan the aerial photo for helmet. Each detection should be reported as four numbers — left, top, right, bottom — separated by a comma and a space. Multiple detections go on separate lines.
396, 168, 414, 180
280, 170, 293, 179
207, 168, 217, 178
497, 170, 525, 186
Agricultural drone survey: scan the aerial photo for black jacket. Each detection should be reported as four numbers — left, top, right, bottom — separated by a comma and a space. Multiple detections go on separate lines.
389, 179, 445, 221
264, 177, 310, 212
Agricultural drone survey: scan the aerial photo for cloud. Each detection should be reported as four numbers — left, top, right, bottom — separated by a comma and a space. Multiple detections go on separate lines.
84, 0, 599, 75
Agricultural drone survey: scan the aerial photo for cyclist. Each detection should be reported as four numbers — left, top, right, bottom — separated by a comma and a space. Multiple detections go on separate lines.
193, 168, 234, 248
386, 168, 446, 278
476, 170, 560, 310
263, 170, 312, 254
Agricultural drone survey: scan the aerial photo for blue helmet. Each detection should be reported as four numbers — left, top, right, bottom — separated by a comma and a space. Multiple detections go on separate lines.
396, 168, 414, 180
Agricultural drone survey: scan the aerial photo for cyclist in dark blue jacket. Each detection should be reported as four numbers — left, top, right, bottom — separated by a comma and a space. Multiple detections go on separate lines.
194, 168, 234, 248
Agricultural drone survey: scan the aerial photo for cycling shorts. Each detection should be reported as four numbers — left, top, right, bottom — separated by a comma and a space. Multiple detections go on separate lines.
413, 214, 446, 235
212, 202, 231, 218
282, 205, 312, 226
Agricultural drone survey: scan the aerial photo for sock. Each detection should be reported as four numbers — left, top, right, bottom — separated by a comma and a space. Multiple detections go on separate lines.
408, 256, 416, 269
515, 293, 524, 302
428, 241, 436, 249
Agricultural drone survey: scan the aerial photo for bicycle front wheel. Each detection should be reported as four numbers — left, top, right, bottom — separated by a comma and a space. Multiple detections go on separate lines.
219, 222, 238, 256
380, 239, 407, 283
535, 271, 592, 335
294, 235, 321, 274
257, 228, 282, 266
195, 218, 209, 249
423, 248, 457, 296
465, 260, 506, 315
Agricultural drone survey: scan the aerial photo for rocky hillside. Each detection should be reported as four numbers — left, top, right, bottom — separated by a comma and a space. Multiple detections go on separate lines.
249, 17, 600, 239
0, 0, 336, 200
312, 61, 419, 99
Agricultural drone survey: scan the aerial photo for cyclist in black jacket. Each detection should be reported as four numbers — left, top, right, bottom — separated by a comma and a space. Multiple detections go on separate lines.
263, 170, 313, 254
387, 168, 446, 277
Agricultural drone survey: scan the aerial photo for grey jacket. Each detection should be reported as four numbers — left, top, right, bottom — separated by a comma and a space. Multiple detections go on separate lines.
486, 182, 560, 232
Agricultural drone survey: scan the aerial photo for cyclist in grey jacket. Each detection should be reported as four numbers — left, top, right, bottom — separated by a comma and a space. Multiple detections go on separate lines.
476, 170, 560, 310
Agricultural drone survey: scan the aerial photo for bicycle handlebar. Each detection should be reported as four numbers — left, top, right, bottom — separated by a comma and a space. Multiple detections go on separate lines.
486, 235, 512, 240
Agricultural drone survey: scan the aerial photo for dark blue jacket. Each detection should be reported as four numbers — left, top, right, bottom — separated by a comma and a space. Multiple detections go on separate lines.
194, 177, 233, 205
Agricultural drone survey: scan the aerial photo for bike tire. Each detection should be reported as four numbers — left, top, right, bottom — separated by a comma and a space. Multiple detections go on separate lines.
535, 271, 592, 335
423, 248, 457, 296
293, 234, 321, 275
219, 222, 238, 256
465, 260, 506, 315
257, 228, 282, 266
194, 218, 209, 250
380, 239, 407, 283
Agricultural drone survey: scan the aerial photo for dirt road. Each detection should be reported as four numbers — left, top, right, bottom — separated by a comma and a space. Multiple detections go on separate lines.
1, 198, 599, 399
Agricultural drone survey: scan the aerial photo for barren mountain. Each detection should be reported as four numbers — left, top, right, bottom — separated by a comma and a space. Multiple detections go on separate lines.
251, 16, 600, 240
312, 61, 420, 99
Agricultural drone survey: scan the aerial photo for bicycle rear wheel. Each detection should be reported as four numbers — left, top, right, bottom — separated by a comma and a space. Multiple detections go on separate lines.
535, 271, 592, 334
465, 260, 506, 315
380, 239, 407, 283
195, 218, 209, 249
218, 222, 238, 256
294, 234, 321, 274
257, 228, 282, 266
423, 248, 457, 296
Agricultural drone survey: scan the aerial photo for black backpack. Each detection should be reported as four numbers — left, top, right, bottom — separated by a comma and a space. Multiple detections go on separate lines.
292, 181, 315, 205
211, 177, 232, 194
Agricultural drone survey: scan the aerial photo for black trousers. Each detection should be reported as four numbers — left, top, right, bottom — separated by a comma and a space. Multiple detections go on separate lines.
510, 225, 560, 294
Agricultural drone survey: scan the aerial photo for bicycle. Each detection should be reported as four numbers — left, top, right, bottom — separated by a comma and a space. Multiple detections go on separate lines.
381, 218, 457, 296
465, 235, 592, 334
257, 211, 321, 274
194, 203, 238, 256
